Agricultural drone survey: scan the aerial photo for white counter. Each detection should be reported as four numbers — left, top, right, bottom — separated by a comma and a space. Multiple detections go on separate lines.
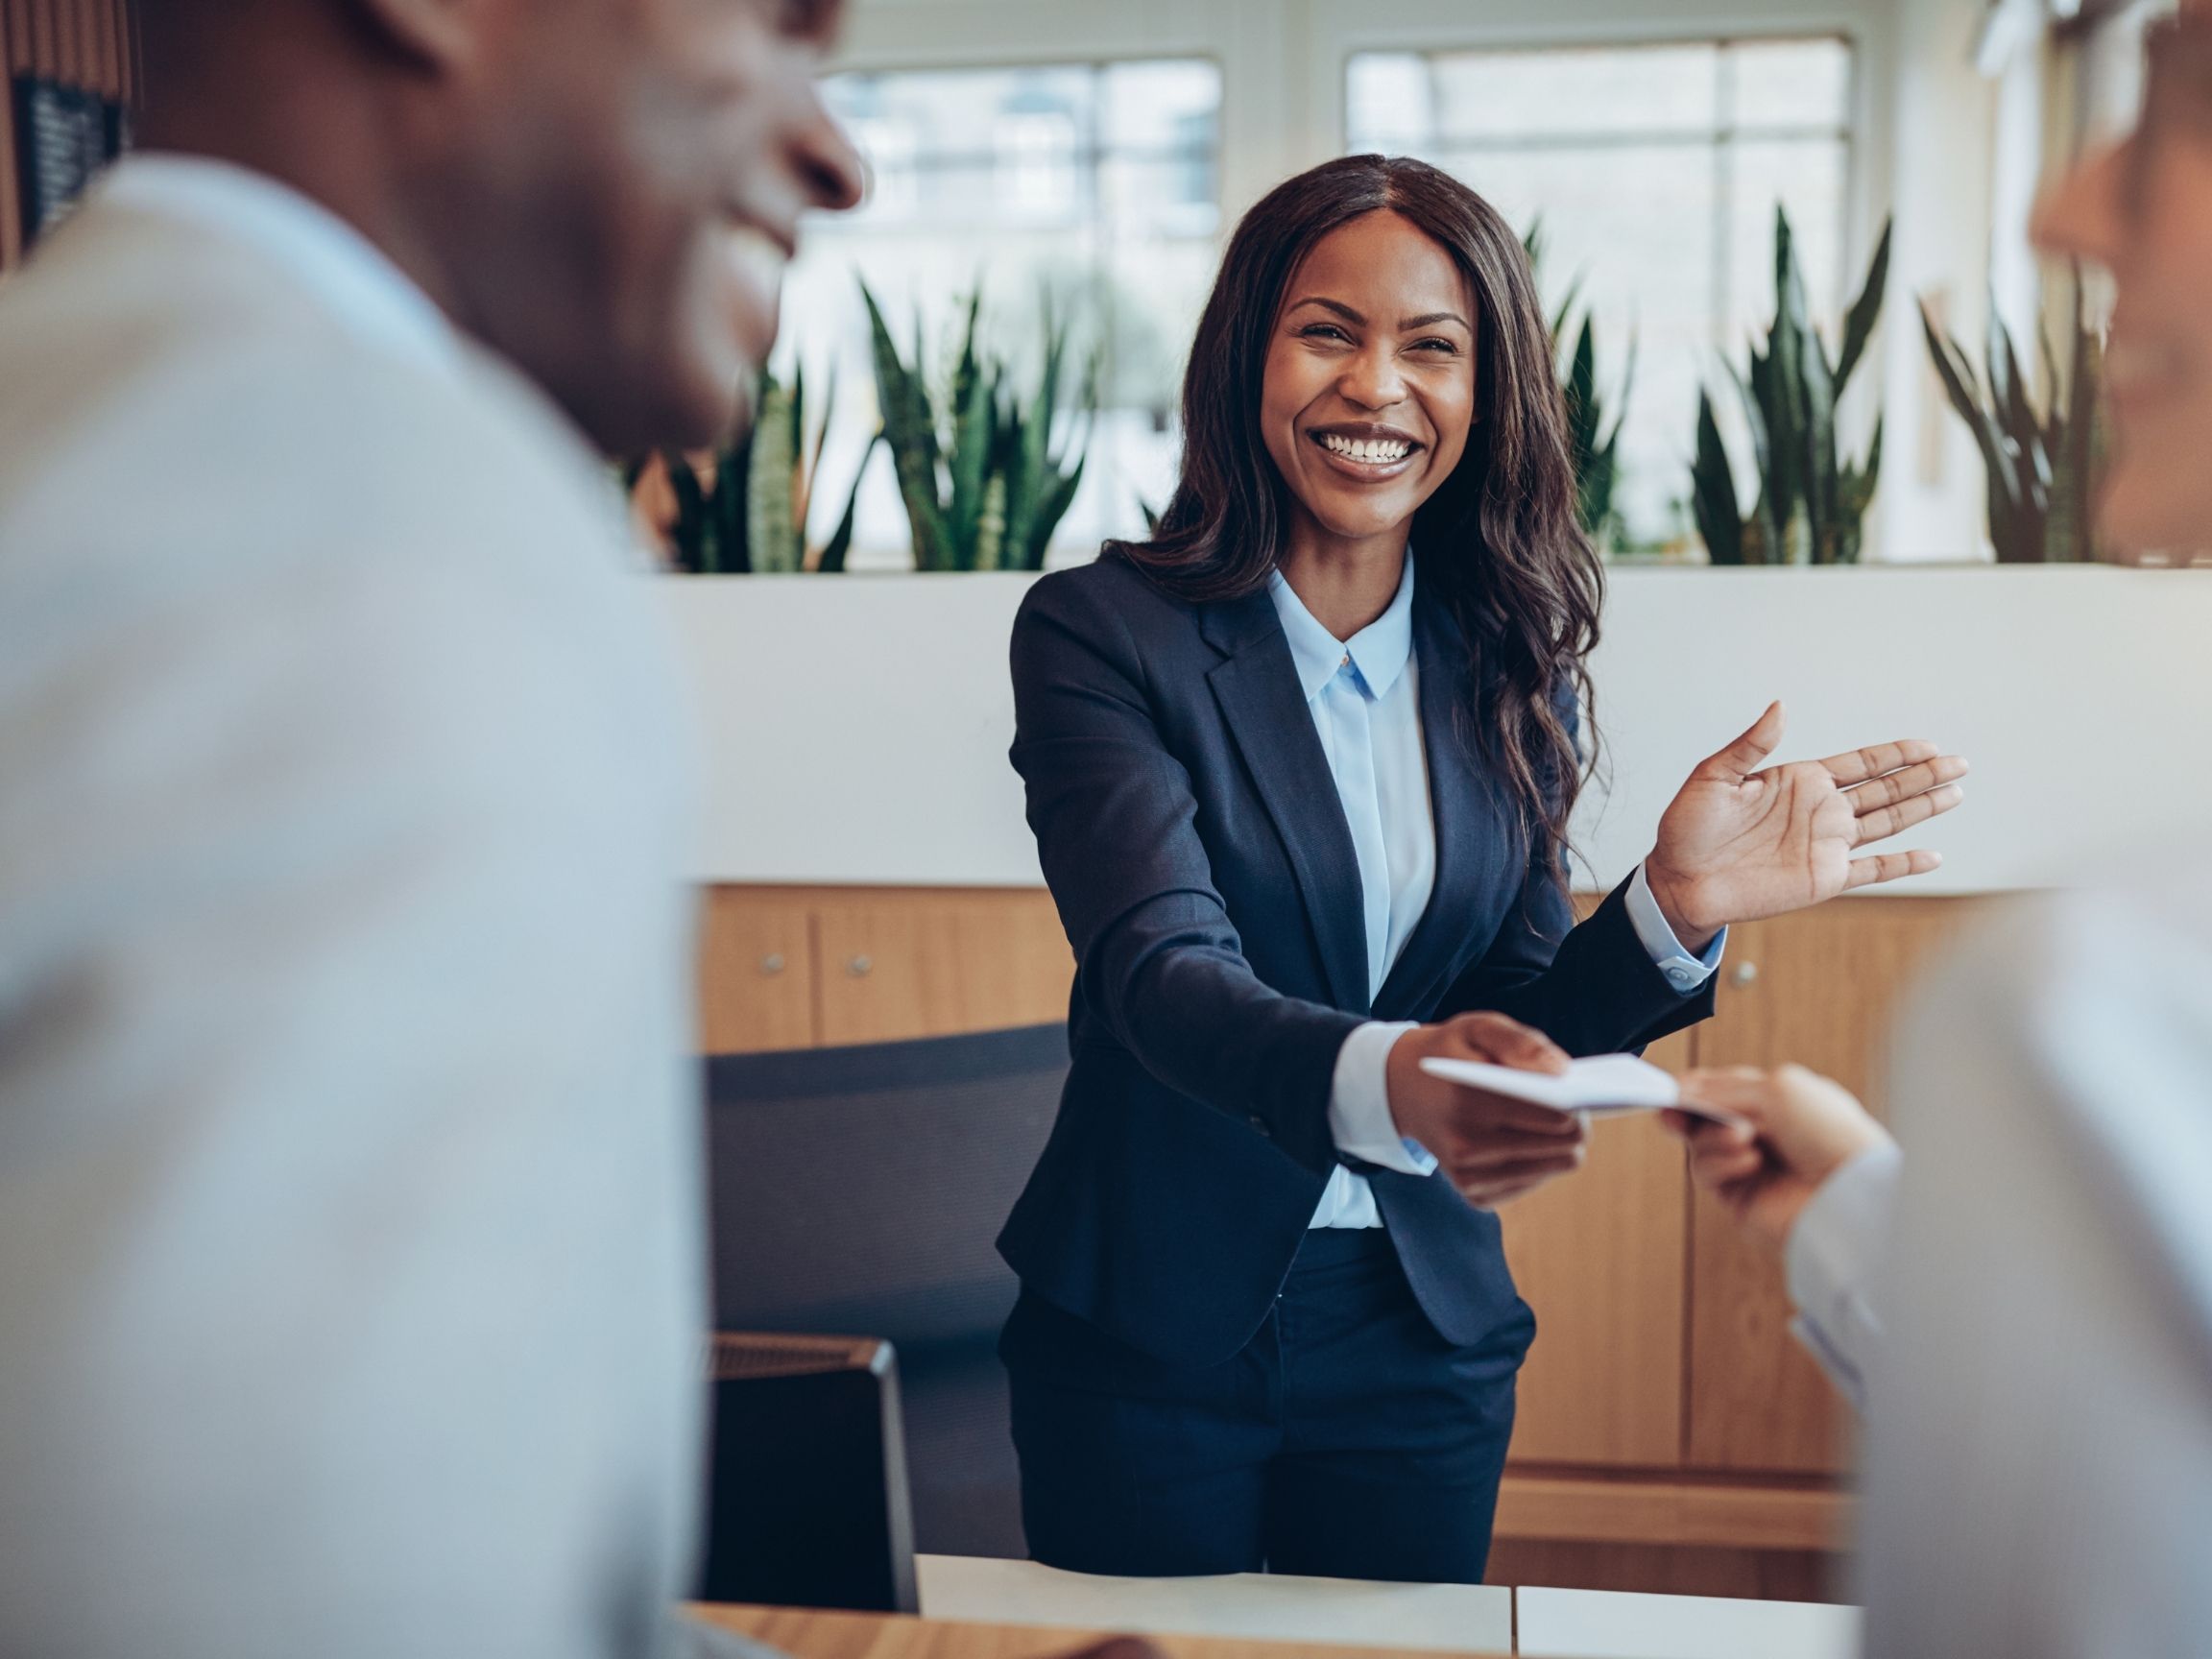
666, 565, 2212, 894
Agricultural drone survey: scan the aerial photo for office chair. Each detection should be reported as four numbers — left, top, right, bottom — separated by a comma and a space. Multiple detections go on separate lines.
697, 1332, 918, 1612
702, 1022, 1068, 1563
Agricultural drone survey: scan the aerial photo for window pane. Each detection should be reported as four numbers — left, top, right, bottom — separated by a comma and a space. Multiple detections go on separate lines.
1424, 43, 1721, 142
1347, 54, 1432, 155
1101, 60, 1221, 151
1437, 144, 1720, 546
1726, 139, 1852, 338
1101, 152, 1218, 240
1728, 37, 1854, 131
1345, 36, 1858, 554
789, 60, 1220, 565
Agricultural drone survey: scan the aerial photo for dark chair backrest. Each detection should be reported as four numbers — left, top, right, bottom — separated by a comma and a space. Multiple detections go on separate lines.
702, 1022, 1069, 1559
697, 1333, 917, 1614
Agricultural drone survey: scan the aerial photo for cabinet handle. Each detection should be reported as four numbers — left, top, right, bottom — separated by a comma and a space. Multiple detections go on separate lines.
758, 953, 785, 976
847, 955, 874, 978
1730, 961, 1760, 989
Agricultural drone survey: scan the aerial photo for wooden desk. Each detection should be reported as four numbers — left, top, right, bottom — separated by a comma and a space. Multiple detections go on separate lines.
691, 1605, 1510, 1659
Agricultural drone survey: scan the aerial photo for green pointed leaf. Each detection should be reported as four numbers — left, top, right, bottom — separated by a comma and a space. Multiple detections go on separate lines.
974, 469, 1008, 571
816, 430, 878, 573
746, 380, 802, 573
1567, 316, 1599, 463
1798, 292, 1840, 560
1025, 454, 1087, 569
946, 333, 996, 565
1920, 298, 2043, 559
1835, 218, 1892, 390
1693, 388, 1744, 565
1001, 304, 1070, 567
860, 278, 952, 571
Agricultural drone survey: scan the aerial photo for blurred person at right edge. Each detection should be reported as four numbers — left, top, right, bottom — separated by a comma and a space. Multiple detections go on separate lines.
1669, 13, 2212, 1653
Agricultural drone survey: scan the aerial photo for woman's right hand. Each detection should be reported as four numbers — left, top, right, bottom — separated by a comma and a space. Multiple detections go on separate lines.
1385, 1013, 1588, 1209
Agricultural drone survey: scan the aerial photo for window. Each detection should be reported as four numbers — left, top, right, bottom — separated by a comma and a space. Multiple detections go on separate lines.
779, 60, 1223, 567
1348, 37, 1859, 553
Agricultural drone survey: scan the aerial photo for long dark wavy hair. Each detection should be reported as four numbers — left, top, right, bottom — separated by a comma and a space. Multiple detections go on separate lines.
1113, 155, 1603, 881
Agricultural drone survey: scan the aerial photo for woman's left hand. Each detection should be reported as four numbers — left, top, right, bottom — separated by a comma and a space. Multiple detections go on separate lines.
1645, 701, 1968, 948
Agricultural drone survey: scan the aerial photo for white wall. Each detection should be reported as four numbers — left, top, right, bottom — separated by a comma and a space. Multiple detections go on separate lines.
669, 568, 2212, 895
1875, 0, 2000, 564
828, 0, 2005, 563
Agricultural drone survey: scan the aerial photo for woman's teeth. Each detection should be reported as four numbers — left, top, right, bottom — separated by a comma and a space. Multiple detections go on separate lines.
1319, 433, 1414, 465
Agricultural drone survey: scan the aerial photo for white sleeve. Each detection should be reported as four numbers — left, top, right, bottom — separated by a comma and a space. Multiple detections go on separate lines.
1624, 862, 1726, 992
0, 362, 701, 1659
1783, 1141, 1900, 1412
1858, 886, 2212, 1659
1329, 1021, 1437, 1173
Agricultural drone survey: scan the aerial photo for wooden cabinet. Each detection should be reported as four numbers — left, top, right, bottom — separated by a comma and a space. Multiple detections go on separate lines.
696, 881, 1999, 1598
697, 889, 817, 1055
698, 885, 1073, 1052
1684, 898, 1992, 1474
1494, 895, 1999, 1596
1501, 1034, 1691, 1470
813, 890, 1075, 1047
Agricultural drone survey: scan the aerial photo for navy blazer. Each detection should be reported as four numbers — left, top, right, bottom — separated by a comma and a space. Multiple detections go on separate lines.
998, 552, 1715, 1368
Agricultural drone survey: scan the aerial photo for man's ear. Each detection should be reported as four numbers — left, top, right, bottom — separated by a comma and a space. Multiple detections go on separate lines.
344, 0, 501, 71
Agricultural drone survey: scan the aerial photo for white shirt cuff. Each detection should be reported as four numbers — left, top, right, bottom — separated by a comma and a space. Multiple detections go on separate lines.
1329, 1021, 1436, 1175
1784, 1138, 1902, 1413
1626, 862, 1725, 994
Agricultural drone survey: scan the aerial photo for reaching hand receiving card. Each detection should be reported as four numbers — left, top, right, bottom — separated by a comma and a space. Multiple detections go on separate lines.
1418, 1053, 1747, 1125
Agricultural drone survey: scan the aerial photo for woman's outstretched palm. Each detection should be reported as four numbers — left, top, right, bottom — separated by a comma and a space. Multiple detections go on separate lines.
1646, 703, 1968, 943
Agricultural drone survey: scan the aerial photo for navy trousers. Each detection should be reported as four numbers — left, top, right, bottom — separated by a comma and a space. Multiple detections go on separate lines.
1000, 1226, 1533, 1582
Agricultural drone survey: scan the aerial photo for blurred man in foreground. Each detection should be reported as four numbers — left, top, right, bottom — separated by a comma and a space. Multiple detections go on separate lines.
1673, 18, 2212, 1653
0, 1, 861, 1653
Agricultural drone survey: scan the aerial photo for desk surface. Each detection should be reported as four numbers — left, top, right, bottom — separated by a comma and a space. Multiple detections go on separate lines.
699, 1577, 1862, 1659
1514, 1586, 1860, 1659
693, 1604, 1510, 1659
916, 1554, 1514, 1654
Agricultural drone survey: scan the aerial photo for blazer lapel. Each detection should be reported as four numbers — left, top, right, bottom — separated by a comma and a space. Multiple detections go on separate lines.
1201, 591, 1371, 1014
1374, 595, 1515, 1020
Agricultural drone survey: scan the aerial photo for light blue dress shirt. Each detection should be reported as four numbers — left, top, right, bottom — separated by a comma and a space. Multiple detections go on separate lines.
1264, 559, 1723, 1229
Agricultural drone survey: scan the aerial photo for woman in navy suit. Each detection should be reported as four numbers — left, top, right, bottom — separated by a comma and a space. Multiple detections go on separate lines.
998, 156, 1966, 1584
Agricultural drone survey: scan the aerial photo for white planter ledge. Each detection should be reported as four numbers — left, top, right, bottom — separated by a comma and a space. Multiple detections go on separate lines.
663, 565, 2212, 896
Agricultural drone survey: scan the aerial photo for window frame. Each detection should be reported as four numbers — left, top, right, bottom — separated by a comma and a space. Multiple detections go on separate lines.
1341, 31, 1865, 344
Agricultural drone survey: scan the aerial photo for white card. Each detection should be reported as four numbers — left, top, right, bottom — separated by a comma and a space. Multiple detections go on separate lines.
1418, 1052, 1745, 1125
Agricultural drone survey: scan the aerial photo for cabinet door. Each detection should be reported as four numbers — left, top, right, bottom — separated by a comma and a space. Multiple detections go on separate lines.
696, 888, 818, 1054
813, 889, 1075, 1047
1504, 1030, 1692, 1470
1686, 897, 1984, 1473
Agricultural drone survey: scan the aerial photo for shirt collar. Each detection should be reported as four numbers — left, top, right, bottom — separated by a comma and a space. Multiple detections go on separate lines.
92, 154, 464, 374
1265, 555, 1417, 704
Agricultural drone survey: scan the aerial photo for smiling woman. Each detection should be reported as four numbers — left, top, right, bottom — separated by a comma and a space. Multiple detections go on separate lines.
993, 154, 1968, 1588
1125, 156, 1598, 969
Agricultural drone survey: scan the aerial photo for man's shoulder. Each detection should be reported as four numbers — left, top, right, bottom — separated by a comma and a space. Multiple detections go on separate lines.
0, 192, 612, 559
1930, 853, 2212, 1009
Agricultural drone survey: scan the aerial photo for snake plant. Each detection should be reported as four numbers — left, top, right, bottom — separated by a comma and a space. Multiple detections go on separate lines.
1919, 279, 2105, 563
1693, 209, 1892, 565
1525, 223, 1634, 552
632, 362, 874, 574
859, 279, 1097, 572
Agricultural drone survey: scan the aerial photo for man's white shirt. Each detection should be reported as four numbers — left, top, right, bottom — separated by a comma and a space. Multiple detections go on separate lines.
1775, 867, 2212, 1658
0, 157, 704, 1658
